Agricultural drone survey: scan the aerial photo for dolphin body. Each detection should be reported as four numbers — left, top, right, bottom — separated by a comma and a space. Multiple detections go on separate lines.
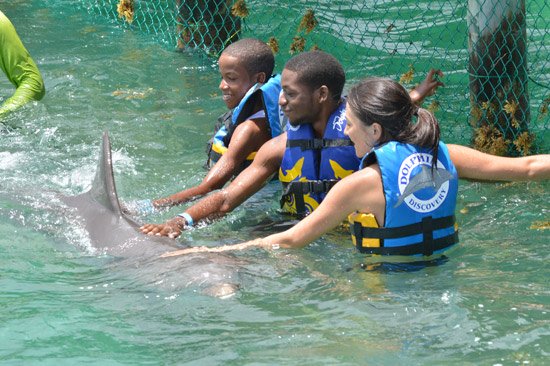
61, 132, 242, 298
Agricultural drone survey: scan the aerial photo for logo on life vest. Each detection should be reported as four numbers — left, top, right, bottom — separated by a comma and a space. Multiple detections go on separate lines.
332, 108, 346, 132
287, 123, 301, 132
279, 157, 304, 182
329, 160, 354, 179
278, 157, 320, 214
395, 153, 453, 213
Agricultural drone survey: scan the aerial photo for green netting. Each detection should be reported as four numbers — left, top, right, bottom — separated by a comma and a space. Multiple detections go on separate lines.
78, 0, 549, 155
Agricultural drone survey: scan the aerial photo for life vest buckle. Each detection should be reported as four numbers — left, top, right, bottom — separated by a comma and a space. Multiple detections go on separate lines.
304, 180, 337, 194
299, 138, 325, 150
312, 138, 325, 150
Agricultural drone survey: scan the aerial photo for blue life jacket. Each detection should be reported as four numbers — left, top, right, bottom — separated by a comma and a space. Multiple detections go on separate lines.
206, 74, 284, 171
349, 141, 459, 256
279, 101, 360, 215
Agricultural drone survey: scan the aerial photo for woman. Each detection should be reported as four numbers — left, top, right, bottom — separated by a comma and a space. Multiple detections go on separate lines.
162, 78, 550, 258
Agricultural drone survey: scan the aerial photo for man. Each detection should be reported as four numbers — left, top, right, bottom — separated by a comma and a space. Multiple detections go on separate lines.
0, 10, 45, 118
140, 51, 441, 238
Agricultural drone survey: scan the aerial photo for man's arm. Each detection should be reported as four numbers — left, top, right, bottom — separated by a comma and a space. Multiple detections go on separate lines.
140, 133, 287, 238
0, 11, 45, 117
153, 118, 272, 208
409, 69, 444, 105
448, 144, 550, 181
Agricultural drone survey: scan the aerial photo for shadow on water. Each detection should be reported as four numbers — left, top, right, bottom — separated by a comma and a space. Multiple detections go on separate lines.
348, 255, 451, 273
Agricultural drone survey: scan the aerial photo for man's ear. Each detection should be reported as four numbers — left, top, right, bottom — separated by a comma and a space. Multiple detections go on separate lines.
255, 72, 267, 84
317, 85, 329, 103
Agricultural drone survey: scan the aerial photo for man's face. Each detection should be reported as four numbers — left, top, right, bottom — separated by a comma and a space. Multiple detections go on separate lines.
218, 54, 257, 109
279, 69, 320, 127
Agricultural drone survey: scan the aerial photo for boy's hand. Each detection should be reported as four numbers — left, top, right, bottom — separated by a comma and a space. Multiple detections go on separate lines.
410, 69, 444, 105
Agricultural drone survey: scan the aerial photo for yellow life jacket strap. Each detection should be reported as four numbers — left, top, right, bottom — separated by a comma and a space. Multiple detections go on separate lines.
348, 212, 381, 249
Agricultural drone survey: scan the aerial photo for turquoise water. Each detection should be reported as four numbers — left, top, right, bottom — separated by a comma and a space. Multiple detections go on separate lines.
1, 1, 549, 365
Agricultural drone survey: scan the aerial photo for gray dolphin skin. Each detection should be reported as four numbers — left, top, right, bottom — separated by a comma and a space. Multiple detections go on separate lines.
62, 132, 242, 298
61, 131, 179, 256
394, 165, 453, 208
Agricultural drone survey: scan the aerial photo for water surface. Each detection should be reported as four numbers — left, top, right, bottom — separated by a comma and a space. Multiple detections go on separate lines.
0, 1, 548, 365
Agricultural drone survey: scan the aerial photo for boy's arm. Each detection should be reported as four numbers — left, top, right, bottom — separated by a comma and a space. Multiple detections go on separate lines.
140, 133, 287, 238
0, 11, 45, 117
448, 144, 550, 181
153, 118, 272, 208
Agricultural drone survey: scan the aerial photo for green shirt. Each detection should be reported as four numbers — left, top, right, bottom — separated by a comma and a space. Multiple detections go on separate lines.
0, 10, 45, 117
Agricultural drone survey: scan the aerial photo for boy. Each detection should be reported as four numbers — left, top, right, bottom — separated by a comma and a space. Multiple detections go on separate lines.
128, 38, 283, 214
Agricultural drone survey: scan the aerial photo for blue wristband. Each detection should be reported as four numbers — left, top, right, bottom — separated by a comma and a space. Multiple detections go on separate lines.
176, 212, 194, 227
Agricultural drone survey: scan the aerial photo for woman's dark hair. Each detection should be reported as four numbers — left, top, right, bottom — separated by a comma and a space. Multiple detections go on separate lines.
347, 77, 440, 166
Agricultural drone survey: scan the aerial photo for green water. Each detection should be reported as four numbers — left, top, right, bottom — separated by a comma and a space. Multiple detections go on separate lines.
1, 1, 549, 365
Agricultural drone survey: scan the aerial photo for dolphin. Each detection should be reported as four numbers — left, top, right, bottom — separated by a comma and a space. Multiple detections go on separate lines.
394, 164, 453, 208
61, 131, 179, 256
61, 131, 243, 297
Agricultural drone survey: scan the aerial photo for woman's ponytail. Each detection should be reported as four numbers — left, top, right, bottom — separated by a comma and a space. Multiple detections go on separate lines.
404, 107, 440, 166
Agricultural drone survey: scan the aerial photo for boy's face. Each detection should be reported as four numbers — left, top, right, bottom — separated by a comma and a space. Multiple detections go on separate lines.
279, 69, 321, 127
218, 54, 258, 109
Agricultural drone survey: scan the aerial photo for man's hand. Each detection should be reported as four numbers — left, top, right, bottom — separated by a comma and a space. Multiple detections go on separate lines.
410, 69, 444, 105
140, 216, 186, 238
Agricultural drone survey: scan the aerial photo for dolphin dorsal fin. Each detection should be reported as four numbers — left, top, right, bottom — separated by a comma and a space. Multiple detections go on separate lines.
89, 131, 123, 216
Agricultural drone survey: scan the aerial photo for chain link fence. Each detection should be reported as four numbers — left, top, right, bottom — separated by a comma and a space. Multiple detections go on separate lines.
78, 0, 549, 154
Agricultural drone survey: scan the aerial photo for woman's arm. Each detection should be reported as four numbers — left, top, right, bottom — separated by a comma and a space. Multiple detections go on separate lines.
263, 168, 383, 249
448, 144, 550, 181
161, 167, 384, 257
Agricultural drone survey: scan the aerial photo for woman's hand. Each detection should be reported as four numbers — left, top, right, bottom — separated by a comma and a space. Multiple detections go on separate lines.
160, 239, 271, 258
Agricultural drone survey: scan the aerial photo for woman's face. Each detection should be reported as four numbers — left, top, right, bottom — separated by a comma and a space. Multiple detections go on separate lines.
344, 107, 379, 157
218, 54, 258, 109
